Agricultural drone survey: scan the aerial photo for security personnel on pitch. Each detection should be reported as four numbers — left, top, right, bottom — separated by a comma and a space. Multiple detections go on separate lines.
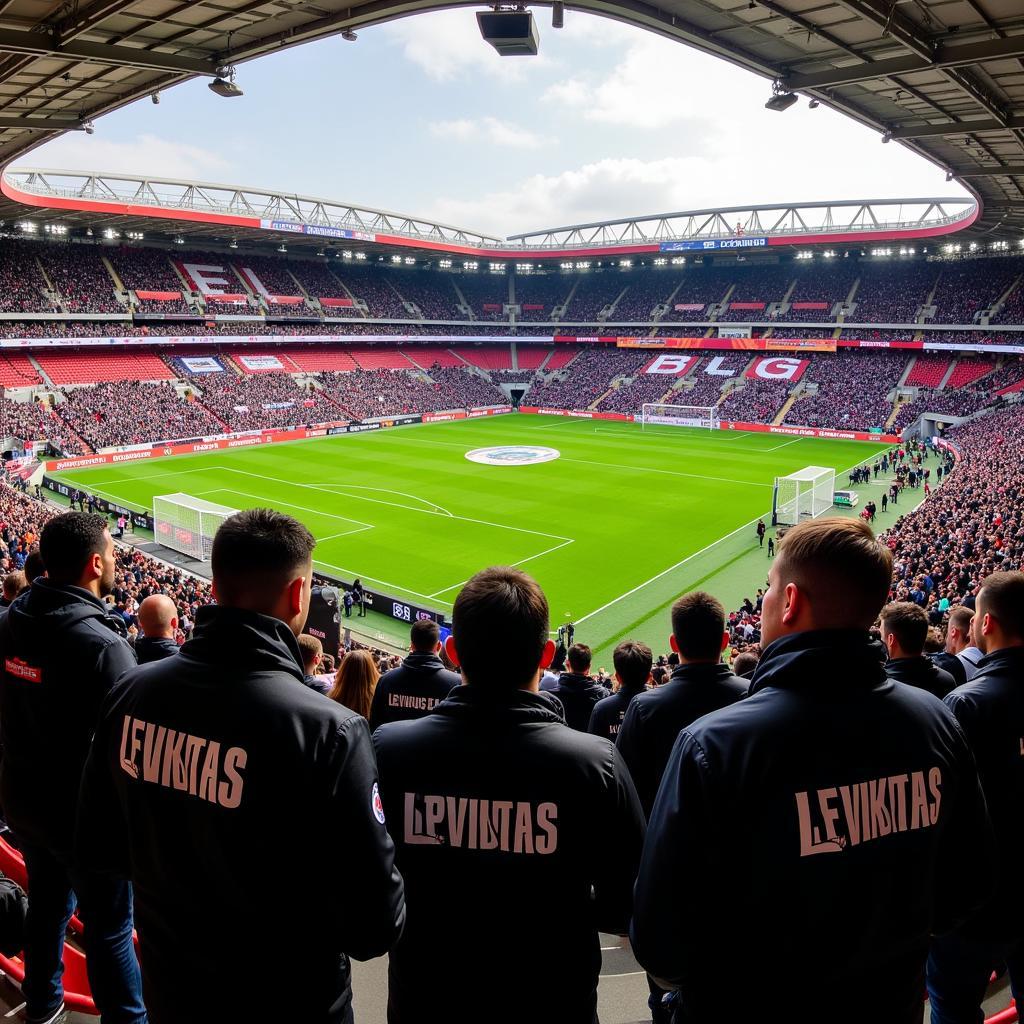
374, 566, 646, 1024
632, 518, 994, 1024
369, 618, 460, 731
78, 509, 405, 1024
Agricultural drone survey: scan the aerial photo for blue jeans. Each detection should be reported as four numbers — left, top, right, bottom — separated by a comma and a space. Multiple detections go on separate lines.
19, 841, 146, 1024
927, 929, 1024, 1024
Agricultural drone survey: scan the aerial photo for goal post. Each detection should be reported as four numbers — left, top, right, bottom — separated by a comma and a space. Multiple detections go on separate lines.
772, 466, 836, 526
153, 493, 239, 562
641, 403, 719, 430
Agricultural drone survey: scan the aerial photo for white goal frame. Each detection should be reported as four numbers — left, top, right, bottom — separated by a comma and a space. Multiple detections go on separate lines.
153, 493, 239, 562
641, 403, 719, 430
772, 466, 835, 526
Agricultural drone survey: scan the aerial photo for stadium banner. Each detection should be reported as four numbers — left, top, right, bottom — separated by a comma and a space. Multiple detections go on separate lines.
643, 353, 698, 376
319, 297, 354, 307
674, 303, 705, 312
180, 356, 224, 374
204, 294, 248, 304
522, 304, 545, 311
42, 477, 154, 530
258, 219, 376, 243
517, 407, 633, 422
745, 356, 809, 382
727, 302, 766, 311
616, 337, 836, 353
483, 304, 503, 312
0, 333, 558, 348
923, 341, 1024, 355
718, 327, 752, 339
660, 237, 768, 252
239, 354, 284, 371
266, 295, 304, 305
837, 339, 924, 350
719, 420, 901, 443
791, 302, 830, 311
135, 290, 182, 301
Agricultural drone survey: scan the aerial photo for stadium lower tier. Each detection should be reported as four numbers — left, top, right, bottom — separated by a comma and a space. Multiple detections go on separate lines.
3, 344, 1023, 454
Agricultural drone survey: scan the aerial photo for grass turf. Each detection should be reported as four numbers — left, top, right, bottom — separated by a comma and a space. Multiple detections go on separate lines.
53, 413, 890, 663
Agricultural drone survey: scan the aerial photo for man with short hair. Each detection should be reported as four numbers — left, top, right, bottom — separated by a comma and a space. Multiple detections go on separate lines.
549, 642, 610, 732
632, 518, 993, 1024
880, 601, 956, 699
133, 594, 180, 665
369, 618, 461, 731
297, 632, 331, 695
957, 610, 985, 681
0, 512, 144, 1024
374, 566, 645, 1024
616, 591, 747, 817
927, 571, 1024, 1022
0, 569, 27, 620
78, 509, 405, 1024
588, 640, 652, 741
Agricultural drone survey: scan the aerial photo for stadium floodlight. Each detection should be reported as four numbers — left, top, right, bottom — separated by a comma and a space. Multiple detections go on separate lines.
808, 98, 819, 109
476, 9, 539, 56
765, 90, 798, 112
642, 404, 718, 431
209, 68, 243, 98
341, 28, 357, 41
552, 1, 563, 27
772, 467, 835, 526
881, 131, 892, 143
82, 119, 95, 134
152, 92, 160, 105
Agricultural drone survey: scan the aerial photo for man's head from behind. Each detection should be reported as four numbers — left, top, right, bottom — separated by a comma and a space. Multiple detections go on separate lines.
567, 643, 592, 675
211, 509, 316, 636
297, 632, 323, 674
2, 571, 27, 603
670, 590, 728, 664
761, 518, 892, 646
409, 618, 440, 654
879, 601, 928, 660
613, 640, 652, 691
445, 566, 553, 690
40, 512, 115, 597
946, 605, 973, 654
974, 571, 1024, 655
138, 594, 178, 640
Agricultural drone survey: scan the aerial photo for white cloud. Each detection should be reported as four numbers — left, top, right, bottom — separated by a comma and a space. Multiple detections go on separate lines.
429, 117, 547, 148
380, 10, 549, 82
25, 133, 231, 180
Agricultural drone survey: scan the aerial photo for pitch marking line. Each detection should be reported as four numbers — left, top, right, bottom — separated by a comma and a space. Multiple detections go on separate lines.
201, 488, 374, 534
559, 455, 773, 488
212, 466, 572, 544
426, 537, 576, 599
762, 438, 802, 452
312, 558, 454, 609
313, 483, 454, 517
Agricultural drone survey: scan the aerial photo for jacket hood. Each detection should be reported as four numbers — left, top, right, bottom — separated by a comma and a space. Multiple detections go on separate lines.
433, 685, 567, 726
749, 629, 887, 697
180, 605, 304, 682
401, 651, 449, 673
975, 645, 1024, 674
556, 671, 606, 694
668, 662, 743, 686
5, 578, 125, 646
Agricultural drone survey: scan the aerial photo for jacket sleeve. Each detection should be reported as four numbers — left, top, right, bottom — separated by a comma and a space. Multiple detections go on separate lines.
368, 680, 387, 734
76, 692, 131, 878
590, 744, 646, 935
932, 698, 997, 934
93, 637, 138, 704
323, 715, 406, 960
615, 700, 652, 815
631, 730, 715, 991
586, 703, 603, 737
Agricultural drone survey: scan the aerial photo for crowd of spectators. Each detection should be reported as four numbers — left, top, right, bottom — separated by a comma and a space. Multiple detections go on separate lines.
525, 347, 650, 409
2, 399, 84, 453
931, 259, 1021, 324
850, 262, 937, 323
514, 275, 570, 321
389, 272, 461, 320
55, 382, 223, 449
195, 373, 341, 431
0, 240, 57, 313
563, 274, 627, 321
40, 246, 124, 314
892, 386, 998, 432
717, 379, 792, 423
596, 370, 675, 414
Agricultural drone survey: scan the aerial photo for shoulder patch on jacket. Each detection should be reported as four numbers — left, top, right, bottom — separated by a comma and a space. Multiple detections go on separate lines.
4, 657, 42, 683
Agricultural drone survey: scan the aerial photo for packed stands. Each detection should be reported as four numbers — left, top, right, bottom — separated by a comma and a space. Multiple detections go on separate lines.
109, 248, 194, 314
195, 374, 340, 430
718, 379, 792, 423
613, 275, 675, 321
40, 246, 123, 314
455, 274, 509, 320
56, 381, 223, 448
676, 354, 751, 407
389, 272, 460, 320
661, 265, 733, 317
931, 259, 1022, 324
514, 274, 569, 321
716, 264, 794, 320
892, 385, 995, 432
986, 361, 1024, 394
524, 346, 650, 410
36, 350, 176, 385
289, 261, 351, 306
596, 372, 674, 414
851, 262, 937, 323
0, 240, 58, 312
334, 265, 408, 318
563, 273, 628, 320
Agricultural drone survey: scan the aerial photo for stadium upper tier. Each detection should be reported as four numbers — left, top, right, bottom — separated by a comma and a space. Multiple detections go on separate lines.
0, 235, 1022, 329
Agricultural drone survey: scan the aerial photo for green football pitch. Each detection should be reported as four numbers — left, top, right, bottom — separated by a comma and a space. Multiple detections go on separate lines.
52, 414, 891, 662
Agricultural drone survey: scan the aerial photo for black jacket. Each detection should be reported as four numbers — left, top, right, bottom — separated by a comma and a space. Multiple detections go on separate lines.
368, 651, 461, 732
0, 579, 136, 855
77, 605, 405, 1024
373, 685, 645, 1024
133, 635, 179, 665
631, 629, 993, 1024
931, 650, 968, 689
587, 683, 646, 741
615, 663, 748, 815
886, 655, 956, 700
547, 671, 610, 732
943, 645, 1024, 940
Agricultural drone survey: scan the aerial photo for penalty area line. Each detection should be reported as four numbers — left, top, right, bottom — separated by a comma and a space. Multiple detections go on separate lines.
426, 537, 576, 599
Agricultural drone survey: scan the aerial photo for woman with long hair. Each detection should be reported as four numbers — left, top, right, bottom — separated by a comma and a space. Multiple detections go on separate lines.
329, 648, 379, 719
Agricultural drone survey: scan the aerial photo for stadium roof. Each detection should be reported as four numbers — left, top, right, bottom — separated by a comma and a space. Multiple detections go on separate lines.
0, 0, 1018, 238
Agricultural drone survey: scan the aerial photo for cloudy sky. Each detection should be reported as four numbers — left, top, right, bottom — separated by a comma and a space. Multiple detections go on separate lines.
26, 11, 968, 238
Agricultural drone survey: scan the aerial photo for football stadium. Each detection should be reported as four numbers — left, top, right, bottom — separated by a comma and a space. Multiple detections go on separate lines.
0, 0, 1023, 1021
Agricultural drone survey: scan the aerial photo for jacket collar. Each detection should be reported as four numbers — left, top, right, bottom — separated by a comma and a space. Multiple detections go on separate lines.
975, 645, 1024, 673
750, 629, 887, 697
667, 662, 736, 685
180, 605, 304, 682
556, 671, 600, 691
435, 684, 567, 725
403, 651, 446, 671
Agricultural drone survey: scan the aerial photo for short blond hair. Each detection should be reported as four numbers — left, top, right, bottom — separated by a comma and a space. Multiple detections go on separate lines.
776, 517, 892, 629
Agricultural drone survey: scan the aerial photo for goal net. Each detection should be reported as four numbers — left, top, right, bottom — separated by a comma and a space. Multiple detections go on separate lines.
772, 466, 836, 526
641, 404, 719, 430
153, 493, 239, 562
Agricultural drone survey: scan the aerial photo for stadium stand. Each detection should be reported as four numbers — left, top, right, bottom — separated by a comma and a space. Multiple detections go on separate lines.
931, 259, 1022, 324
717, 378, 792, 423
455, 273, 509, 320
515, 346, 553, 370
563, 273, 630, 321
0, 240, 58, 312
905, 356, 954, 388
36, 350, 176, 385
851, 262, 938, 323
109, 247, 194, 314
450, 346, 512, 370
193, 373, 340, 430
945, 358, 997, 390
0, 353, 41, 388
39, 246, 123, 314
514, 274, 570, 321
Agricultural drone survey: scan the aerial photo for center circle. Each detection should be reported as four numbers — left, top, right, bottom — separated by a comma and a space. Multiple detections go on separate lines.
465, 445, 561, 466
